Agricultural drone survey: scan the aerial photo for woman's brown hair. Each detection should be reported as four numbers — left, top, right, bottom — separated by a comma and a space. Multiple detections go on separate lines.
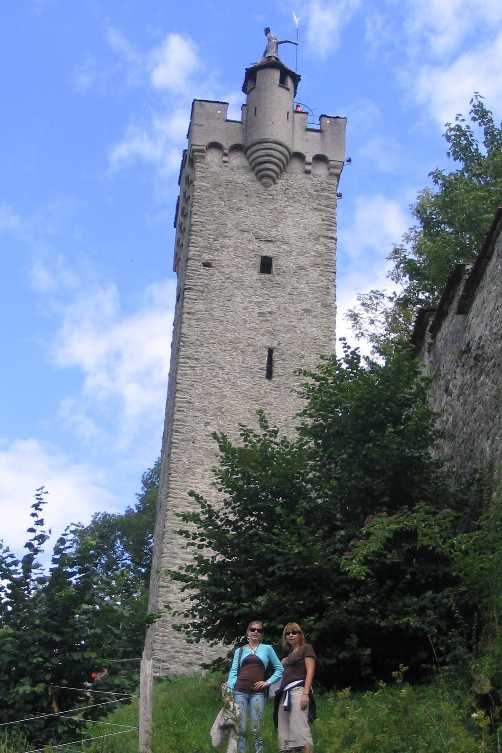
281, 622, 305, 651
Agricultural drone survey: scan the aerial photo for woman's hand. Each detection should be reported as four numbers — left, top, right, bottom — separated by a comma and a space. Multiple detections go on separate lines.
300, 692, 309, 710
253, 681, 269, 691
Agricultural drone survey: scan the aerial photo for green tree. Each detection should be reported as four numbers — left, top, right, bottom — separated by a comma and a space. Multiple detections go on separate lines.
0, 460, 159, 746
171, 348, 471, 688
348, 95, 502, 353
0, 489, 96, 745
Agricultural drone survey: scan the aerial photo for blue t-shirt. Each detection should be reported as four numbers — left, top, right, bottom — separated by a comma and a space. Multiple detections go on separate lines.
227, 643, 283, 690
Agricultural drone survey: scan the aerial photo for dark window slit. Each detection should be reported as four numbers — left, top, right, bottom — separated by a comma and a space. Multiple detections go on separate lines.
266, 348, 274, 380
260, 256, 273, 274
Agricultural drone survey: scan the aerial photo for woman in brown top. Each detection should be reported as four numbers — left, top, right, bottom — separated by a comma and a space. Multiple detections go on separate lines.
276, 622, 316, 753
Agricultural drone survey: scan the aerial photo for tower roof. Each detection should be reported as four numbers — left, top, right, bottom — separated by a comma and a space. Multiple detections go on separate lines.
242, 58, 301, 96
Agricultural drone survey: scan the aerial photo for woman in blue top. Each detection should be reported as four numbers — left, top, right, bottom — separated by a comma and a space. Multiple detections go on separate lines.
227, 619, 283, 753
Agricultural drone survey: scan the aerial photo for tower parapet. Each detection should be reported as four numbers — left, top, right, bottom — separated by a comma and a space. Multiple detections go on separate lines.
187, 64, 345, 186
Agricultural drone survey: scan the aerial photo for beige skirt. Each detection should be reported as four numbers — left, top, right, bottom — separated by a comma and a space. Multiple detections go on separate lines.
277, 686, 313, 750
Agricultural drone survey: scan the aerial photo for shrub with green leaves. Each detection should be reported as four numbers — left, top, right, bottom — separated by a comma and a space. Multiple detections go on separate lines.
321, 676, 492, 753
171, 346, 472, 688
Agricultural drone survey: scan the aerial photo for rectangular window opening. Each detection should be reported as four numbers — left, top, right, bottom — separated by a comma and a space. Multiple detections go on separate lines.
260, 255, 273, 274
266, 348, 274, 380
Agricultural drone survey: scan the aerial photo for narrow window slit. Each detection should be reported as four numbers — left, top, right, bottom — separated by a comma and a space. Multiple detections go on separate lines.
266, 348, 274, 380
260, 256, 273, 274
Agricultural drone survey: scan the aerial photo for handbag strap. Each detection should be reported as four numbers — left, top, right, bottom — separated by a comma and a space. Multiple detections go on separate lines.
236, 646, 244, 676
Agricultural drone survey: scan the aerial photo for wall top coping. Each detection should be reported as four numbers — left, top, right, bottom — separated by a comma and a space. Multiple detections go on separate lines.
410, 307, 437, 353
411, 205, 502, 353
188, 99, 345, 128
457, 206, 502, 314
185, 98, 346, 165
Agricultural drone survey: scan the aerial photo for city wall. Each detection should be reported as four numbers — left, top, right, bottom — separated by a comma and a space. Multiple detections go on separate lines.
412, 208, 502, 479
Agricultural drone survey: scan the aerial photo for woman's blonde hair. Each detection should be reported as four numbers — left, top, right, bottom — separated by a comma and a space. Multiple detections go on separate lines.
281, 622, 305, 651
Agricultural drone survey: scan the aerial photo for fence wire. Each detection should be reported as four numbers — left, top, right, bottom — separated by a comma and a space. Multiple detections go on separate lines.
48, 685, 134, 698
0, 699, 130, 728
4, 659, 139, 753
23, 728, 137, 753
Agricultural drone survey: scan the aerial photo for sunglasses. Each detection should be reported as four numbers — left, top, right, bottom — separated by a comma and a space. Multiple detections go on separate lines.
286, 630, 300, 636
248, 628, 263, 633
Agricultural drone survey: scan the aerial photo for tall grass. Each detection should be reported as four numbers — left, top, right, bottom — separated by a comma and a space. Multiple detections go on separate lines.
79, 673, 495, 753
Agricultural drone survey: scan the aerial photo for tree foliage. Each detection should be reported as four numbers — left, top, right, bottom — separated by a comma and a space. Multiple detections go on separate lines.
348, 95, 502, 353
171, 347, 474, 688
0, 461, 159, 746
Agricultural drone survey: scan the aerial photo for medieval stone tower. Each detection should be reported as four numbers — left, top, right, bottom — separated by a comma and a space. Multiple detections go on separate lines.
148, 34, 346, 675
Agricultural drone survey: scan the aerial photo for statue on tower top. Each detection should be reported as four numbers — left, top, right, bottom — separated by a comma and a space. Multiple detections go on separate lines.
262, 26, 298, 60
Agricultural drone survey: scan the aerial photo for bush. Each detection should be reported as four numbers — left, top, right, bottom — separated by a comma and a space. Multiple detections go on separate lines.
320, 673, 494, 753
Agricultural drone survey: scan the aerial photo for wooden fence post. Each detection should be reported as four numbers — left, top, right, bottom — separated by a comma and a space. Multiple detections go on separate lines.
139, 631, 154, 753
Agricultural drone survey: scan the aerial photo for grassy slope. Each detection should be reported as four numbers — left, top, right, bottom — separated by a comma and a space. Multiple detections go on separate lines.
82, 673, 494, 753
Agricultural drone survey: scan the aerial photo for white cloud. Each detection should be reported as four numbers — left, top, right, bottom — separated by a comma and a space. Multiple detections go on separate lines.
339, 194, 409, 259
108, 113, 185, 174
405, 0, 502, 57
150, 33, 200, 93
106, 26, 142, 70
414, 31, 502, 124
0, 438, 119, 554
336, 194, 409, 352
302, 0, 361, 57
50, 276, 175, 446
356, 135, 407, 175
107, 29, 242, 177
336, 267, 397, 354
364, 11, 395, 61
30, 254, 80, 293
361, 1, 502, 126
58, 398, 104, 443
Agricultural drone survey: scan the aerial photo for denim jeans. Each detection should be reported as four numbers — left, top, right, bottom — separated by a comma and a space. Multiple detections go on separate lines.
234, 691, 266, 753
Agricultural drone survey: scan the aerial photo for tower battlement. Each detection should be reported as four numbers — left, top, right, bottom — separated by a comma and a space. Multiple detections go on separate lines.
188, 63, 346, 184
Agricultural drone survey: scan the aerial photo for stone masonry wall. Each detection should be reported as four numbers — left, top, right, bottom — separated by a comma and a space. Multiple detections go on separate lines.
149, 147, 340, 676
414, 210, 502, 479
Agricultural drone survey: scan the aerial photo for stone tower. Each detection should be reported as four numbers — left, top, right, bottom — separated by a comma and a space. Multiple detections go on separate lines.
148, 38, 346, 675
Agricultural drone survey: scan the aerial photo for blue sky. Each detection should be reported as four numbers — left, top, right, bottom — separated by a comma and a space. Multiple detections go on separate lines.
1, 0, 501, 553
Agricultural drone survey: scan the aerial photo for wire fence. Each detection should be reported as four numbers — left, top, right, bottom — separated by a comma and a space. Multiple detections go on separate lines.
24, 729, 138, 753
1, 661, 140, 753
0, 699, 132, 728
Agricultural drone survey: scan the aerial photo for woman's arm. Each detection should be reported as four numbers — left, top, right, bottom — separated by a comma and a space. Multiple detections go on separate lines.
227, 649, 240, 690
266, 646, 284, 686
253, 646, 283, 690
300, 657, 316, 709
